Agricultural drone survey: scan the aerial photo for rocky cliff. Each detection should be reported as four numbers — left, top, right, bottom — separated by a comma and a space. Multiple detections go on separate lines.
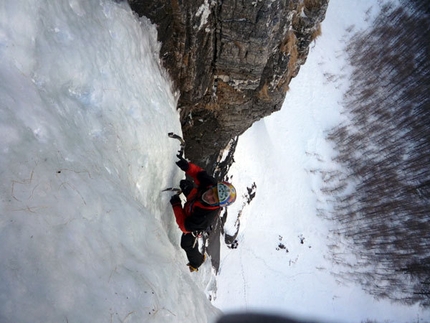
128, 0, 328, 173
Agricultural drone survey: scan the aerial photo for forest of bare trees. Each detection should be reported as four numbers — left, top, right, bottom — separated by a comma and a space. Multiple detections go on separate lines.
322, 1, 429, 307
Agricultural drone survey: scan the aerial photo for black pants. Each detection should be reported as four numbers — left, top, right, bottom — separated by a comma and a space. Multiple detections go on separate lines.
180, 233, 205, 269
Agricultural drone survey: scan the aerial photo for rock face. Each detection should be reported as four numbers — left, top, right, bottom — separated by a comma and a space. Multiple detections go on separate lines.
128, 0, 328, 171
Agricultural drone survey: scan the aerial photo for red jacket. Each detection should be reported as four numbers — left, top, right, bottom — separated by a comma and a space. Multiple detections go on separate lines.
172, 163, 221, 233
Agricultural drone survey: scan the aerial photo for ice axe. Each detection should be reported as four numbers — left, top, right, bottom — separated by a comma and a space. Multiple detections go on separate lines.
168, 132, 186, 155
161, 187, 182, 194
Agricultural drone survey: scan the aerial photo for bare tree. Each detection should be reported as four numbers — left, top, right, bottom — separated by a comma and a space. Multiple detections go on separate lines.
322, 0, 430, 307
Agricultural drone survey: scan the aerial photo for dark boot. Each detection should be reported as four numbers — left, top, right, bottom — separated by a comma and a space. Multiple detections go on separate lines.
180, 233, 205, 270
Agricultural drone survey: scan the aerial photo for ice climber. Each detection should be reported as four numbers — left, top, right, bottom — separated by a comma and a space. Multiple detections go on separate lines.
170, 152, 237, 272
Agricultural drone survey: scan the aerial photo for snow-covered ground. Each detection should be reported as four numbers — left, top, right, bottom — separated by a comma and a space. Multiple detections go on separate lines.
0, 0, 428, 323
214, 1, 428, 323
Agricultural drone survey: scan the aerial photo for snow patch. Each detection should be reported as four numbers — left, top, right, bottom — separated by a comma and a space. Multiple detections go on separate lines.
195, 0, 212, 31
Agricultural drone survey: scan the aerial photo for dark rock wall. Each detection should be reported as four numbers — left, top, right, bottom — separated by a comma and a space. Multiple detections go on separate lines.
128, 0, 328, 171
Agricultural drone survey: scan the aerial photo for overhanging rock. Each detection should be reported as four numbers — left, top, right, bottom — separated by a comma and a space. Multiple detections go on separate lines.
128, 0, 329, 173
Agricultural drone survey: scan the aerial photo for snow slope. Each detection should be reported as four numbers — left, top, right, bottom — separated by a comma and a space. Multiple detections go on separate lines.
214, 1, 428, 323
